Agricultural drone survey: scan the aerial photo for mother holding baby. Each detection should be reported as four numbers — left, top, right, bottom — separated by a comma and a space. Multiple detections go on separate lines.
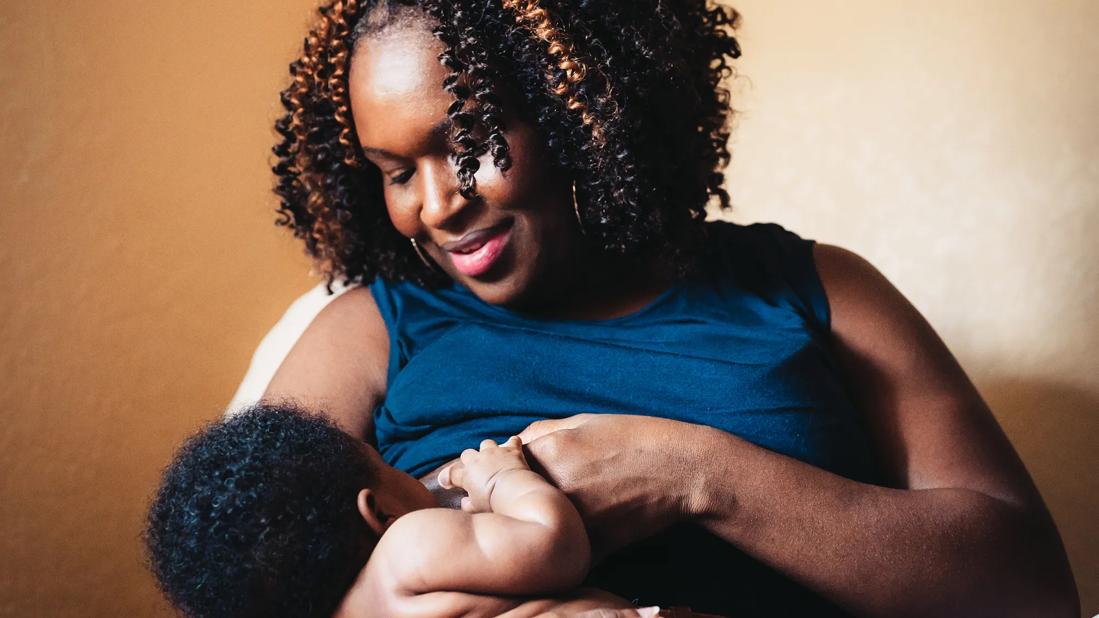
255, 0, 1077, 615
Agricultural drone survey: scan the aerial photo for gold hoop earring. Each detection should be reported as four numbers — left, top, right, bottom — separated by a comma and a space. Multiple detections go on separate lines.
572, 180, 586, 235
409, 238, 436, 271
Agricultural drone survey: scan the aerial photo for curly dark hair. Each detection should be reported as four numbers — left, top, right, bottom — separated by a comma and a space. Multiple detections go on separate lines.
144, 403, 378, 618
273, 0, 741, 288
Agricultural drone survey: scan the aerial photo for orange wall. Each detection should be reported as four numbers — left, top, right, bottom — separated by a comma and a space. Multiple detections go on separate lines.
1, 1, 1095, 616
0, 2, 317, 614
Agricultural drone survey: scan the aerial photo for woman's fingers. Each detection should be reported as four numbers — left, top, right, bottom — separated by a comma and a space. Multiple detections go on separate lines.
571, 609, 658, 618
519, 414, 698, 557
479, 438, 497, 450
518, 414, 595, 443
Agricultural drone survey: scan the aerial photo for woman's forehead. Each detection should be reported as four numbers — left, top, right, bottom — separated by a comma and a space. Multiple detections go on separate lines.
352, 25, 444, 97
349, 25, 450, 148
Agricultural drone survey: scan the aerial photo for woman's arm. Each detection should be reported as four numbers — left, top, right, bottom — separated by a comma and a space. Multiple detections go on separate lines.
263, 286, 389, 441
520, 245, 1078, 617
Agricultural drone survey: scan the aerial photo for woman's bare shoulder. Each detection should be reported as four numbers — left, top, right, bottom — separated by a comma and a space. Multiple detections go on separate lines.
811, 243, 1041, 505
263, 286, 389, 438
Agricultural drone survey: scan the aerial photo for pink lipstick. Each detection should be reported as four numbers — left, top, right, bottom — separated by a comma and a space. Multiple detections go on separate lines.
446, 222, 512, 277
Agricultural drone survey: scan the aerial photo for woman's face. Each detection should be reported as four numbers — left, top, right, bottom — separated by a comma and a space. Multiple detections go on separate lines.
349, 20, 580, 307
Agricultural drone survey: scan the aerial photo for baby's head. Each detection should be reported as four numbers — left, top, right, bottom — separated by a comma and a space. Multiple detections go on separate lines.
144, 403, 434, 618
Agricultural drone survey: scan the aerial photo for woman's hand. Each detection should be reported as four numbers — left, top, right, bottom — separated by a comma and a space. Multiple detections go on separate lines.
517, 413, 714, 557
512, 241, 1082, 618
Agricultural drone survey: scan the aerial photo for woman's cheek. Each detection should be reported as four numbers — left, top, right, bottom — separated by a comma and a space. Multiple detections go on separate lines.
473, 153, 510, 198
384, 193, 418, 237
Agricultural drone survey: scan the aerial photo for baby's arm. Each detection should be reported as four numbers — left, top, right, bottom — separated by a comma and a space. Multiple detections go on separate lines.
379, 437, 590, 599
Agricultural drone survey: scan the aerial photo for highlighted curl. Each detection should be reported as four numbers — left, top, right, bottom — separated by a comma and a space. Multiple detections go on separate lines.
501, 0, 605, 144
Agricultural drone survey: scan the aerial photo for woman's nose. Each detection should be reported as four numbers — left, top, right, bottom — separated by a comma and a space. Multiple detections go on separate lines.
417, 157, 470, 231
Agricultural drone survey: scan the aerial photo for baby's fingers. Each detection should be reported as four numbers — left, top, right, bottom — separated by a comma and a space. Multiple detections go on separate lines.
438, 462, 464, 489
501, 435, 528, 463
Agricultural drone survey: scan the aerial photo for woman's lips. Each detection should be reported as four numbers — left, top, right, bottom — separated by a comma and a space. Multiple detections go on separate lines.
446, 222, 512, 277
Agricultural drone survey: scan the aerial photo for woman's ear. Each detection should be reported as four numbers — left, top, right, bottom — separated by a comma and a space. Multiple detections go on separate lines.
356, 488, 390, 536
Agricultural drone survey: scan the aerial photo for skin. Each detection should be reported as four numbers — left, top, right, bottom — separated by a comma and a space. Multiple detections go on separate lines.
348, 22, 672, 318
266, 13, 1080, 618
512, 249, 1079, 616
336, 437, 642, 618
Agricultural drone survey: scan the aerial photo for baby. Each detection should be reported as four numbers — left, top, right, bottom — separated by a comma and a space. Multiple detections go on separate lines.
144, 403, 659, 617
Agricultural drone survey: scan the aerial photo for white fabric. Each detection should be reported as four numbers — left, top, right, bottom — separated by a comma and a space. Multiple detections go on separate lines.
225, 281, 353, 416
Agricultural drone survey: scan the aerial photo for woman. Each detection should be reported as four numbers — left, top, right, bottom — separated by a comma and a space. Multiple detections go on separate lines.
260, 0, 1078, 615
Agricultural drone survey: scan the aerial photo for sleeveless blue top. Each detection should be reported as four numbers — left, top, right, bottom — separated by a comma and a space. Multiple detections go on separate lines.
369, 221, 878, 616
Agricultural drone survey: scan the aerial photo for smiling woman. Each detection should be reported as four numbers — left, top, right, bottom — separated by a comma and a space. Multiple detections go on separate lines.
190, 0, 1086, 616
274, 0, 739, 314
349, 21, 583, 304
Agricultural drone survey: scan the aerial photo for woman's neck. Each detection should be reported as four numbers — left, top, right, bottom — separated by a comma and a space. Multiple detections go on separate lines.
512, 248, 674, 322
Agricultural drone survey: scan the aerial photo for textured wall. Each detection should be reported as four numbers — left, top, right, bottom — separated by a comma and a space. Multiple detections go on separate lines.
0, 1, 1095, 616
725, 1, 1098, 613
0, 2, 316, 615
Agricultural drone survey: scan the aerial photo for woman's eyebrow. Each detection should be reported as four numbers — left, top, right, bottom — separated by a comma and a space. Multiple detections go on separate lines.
361, 117, 454, 159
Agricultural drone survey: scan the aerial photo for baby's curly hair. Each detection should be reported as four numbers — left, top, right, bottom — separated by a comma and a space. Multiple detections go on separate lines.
274, 0, 741, 287
144, 404, 378, 618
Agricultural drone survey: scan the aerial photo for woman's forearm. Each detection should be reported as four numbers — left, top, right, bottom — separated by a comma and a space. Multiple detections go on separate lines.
685, 425, 1078, 617
518, 412, 1077, 615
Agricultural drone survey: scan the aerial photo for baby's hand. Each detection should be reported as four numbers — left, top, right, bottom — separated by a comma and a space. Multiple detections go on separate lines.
438, 436, 529, 513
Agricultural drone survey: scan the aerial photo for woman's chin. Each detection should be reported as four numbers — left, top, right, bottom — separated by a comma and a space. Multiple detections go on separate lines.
445, 248, 540, 307
459, 277, 530, 308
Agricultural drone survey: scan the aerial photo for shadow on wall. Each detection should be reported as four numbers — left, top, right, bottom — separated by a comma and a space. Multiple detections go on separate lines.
979, 376, 1099, 613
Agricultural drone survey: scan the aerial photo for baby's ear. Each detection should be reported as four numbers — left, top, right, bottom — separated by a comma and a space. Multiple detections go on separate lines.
356, 489, 389, 536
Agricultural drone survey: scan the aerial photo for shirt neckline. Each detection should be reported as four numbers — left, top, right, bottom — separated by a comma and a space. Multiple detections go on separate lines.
449, 280, 682, 327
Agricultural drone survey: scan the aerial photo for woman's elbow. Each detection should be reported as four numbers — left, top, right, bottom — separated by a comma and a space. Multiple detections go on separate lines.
999, 504, 1079, 617
1032, 562, 1079, 618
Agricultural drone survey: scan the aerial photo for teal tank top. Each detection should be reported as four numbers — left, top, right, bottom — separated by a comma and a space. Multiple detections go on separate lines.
369, 221, 877, 615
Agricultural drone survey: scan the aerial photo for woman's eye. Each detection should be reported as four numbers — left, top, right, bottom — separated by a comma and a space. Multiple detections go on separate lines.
389, 169, 414, 186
